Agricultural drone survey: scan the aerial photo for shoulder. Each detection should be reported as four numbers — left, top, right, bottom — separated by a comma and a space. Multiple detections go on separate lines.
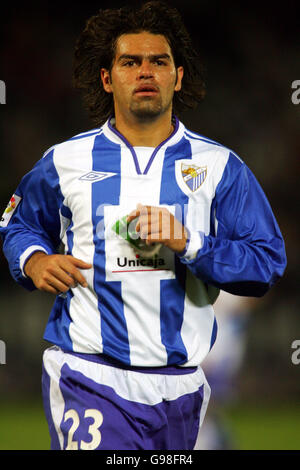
183, 126, 244, 166
182, 126, 247, 186
41, 127, 103, 162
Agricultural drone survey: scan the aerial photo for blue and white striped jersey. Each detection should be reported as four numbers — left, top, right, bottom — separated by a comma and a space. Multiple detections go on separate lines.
0, 117, 286, 367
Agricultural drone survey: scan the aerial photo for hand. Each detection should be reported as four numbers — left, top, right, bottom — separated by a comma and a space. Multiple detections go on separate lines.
24, 252, 92, 295
126, 204, 188, 254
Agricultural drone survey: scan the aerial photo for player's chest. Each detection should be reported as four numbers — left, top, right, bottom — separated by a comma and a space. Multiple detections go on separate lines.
61, 148, 216, 211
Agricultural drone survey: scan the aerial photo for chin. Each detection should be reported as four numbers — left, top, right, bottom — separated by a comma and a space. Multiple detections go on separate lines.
130, 99, 165, 120
131, 106, 164, 122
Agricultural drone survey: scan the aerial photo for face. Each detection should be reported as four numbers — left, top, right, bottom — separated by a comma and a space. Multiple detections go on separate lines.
101, 32, 184, 122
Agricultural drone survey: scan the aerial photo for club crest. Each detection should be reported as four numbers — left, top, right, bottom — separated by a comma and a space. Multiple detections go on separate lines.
181, 164, 207, 192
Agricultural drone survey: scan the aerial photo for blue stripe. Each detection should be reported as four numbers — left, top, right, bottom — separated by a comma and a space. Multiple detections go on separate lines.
42, 150, 73, 350
60, 205, 74, 255
91, 134, 130, 363
209, 317, 218, 351
65, 220, 74, 255
43, 292, 74, 352
60, 204, 72, 220
38, 149, 64, 248
159, 136, 192, 365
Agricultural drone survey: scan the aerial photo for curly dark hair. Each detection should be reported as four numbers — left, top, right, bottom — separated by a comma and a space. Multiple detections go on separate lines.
73, 1, 206, 126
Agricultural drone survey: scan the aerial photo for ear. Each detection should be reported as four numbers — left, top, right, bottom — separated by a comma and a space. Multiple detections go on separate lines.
101, 68, 113, 93
174, 66, 184, 92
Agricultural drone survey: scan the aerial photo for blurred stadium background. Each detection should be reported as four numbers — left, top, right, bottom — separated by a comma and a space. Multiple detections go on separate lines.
0, 0, 299, 450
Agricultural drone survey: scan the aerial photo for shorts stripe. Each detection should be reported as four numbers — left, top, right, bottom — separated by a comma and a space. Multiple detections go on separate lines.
42, 350, 66, 449
41, 365, 60, 449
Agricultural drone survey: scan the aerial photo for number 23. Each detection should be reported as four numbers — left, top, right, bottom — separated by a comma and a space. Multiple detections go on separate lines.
63, 408, 103, 450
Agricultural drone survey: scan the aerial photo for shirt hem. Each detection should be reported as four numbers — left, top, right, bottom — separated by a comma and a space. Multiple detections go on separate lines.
60, 348, 197, 375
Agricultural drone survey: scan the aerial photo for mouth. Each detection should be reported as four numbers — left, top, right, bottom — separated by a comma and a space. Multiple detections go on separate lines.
134, 85, 159, 97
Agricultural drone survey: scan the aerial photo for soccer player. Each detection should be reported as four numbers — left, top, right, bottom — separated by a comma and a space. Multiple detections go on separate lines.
0, 2, 286, 450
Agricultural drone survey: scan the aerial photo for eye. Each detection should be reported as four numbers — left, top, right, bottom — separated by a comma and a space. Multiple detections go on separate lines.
123, 60, 136, 67
154, 59, 167, 66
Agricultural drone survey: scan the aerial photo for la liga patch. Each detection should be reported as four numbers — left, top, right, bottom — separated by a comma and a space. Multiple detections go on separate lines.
0, 194, 22, 227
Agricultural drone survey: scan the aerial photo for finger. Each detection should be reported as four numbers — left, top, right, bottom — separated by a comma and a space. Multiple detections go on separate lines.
44, 285, 61, 295
139, 211, 164, 240
45, 260, 83, 288
126, 211, 139, 224
65, 267, 88, 288
139, 217, 151, 239
127, 203, 152, 222
49, 265, 79, 288
67, 256, 92, 269
58, 259, 90, 287
127, 206, 146, 234
136, 206, 156, 235
145, 218, 166, 242
145, 234, 161, 245
126, 204, 142, 223
144, 218, 173, 243
135, 214, 151, 235
147, 227, 163, 242
35, 277, 61, 295
41, 273, 72, 294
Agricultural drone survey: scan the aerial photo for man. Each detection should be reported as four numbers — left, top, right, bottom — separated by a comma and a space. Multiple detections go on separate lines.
0, 2, 286, 450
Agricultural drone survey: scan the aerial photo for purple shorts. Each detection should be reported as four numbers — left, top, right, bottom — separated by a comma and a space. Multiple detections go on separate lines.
42, 346, 210, 450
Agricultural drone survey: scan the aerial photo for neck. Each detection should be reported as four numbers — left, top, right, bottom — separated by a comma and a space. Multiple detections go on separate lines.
113, 111, 175, 147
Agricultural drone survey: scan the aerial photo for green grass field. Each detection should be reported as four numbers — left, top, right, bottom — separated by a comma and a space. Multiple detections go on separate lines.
222, 403, 300, 450
0, 401, 50, 450
0, 400, 299, 450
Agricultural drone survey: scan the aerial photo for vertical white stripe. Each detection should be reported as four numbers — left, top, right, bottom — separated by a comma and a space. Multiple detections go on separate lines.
49, 378, 65, 449
120, 273, 168, 365
116, 145, 173, 365
193, 367, 211, 450
43, 348, 65, 449
198, 369, 211, 428
214, 208, 219, 235
180, 269, 215, 364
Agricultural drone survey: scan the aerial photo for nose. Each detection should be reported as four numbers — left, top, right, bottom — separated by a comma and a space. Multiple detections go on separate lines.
137, 60, 154, 80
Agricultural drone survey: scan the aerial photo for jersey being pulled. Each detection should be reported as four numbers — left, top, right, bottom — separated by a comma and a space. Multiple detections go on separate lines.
0, 117, 286, 367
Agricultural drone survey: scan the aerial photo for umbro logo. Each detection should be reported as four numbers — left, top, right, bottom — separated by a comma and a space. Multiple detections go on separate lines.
79, 171, 117, 183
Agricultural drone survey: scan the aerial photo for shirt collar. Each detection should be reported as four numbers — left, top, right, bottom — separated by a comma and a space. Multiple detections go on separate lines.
102, 115, 185, 150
